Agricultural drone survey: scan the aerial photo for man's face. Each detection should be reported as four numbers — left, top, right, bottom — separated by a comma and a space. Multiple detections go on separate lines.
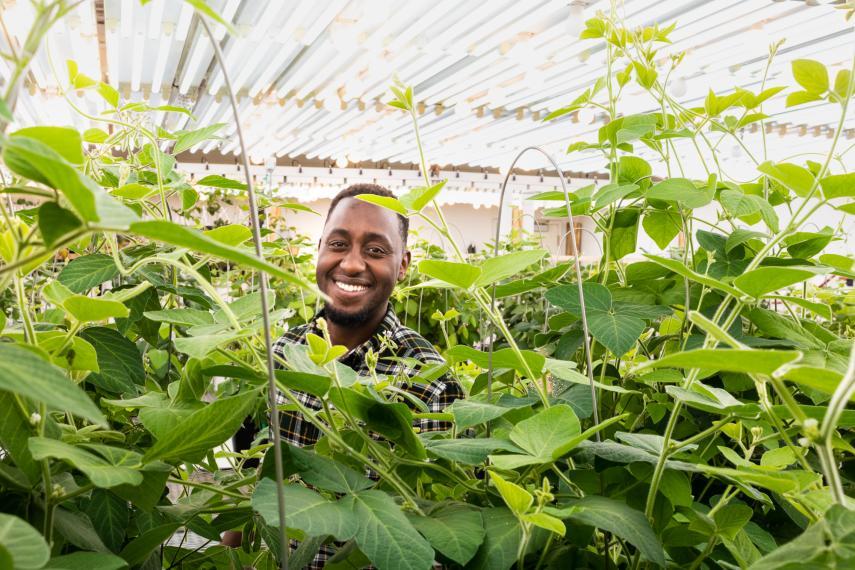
316, 198, 410, 326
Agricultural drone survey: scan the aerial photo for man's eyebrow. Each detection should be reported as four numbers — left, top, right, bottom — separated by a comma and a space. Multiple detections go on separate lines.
325, 228, 351, 238
363, 232, 394, 246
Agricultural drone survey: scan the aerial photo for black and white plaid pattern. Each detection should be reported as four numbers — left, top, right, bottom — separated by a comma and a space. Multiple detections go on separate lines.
272, 304, 462, 568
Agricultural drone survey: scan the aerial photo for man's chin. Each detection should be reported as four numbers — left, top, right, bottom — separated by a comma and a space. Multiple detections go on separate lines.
324, 303, 372, 327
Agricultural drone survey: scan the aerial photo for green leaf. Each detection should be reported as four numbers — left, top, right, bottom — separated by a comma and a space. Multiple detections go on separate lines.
79, 327, 145, 394
644, 254, 744, 297
84, 489, 128, 551
12, 126, 84, 164
449, 399, 514, 429
252, 478, 357, 539
418, 259, 481, 289
752, 504, 855, 569
0, 513, 50, 570
561, 497, 665, 566
203, 223, 252, 246
83, 128, 109, 144
173, 123, 226, 154
111, 183, 155, 200
408, 504, 485, 566
262, 443, 373, 494
635, 348, 801, 375
399, 180, 446, 212
96, 82, 120, 108
173, 332, 241, 359
0, 343, 106, 426
29, 437, 142, 488
521, 512, 566, 536
341, 490, 434, 570
509, 404, 580, 459
720, 190, 761, 218
608, 207, 640, 260
785, 91, 824, 107
445, 345, 545, 377
119, 523, 180, 565
593, 182, 639, 209
642, 210, 681, 249
424, 438, 522, 465
64, 295, 129, 322
467, 507, 521, 570
792, 59, 829, 93
820, 172, 855, 199
489, 471, 532, 516
3, 136, 137, 226
0, 393, 40, 483
275, 370, 331, 399
648, 178, 713, 208
734, 266, 823, 298
38, 201, 83, 247
758, 161, 815, 197
355, 193, 408, 216
129, 220, 314, 291
0, 98, 12, 123
143, 308, 213, 326
44, 552, 128, 570
474, 249, 548, 287
144, 390, 259, 463
196, 174, 247, 190
58, 254, 119, 293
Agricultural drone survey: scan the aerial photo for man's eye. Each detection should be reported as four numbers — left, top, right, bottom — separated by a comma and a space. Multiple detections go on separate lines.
328, 241, 347, 249
367, 247, 387, 256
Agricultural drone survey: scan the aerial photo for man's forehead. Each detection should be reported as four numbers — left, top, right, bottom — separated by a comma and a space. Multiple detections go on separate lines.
324, 197, 401, 239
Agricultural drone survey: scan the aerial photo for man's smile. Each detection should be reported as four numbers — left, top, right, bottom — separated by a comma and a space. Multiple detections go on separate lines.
333, 280, 370, 294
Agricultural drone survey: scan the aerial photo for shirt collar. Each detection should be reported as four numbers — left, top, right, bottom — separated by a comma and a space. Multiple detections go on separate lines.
308, 303, 400, 352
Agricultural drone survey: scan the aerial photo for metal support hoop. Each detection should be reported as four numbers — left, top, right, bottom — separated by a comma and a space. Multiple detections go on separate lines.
487, 146, 600, 434
198, 17, 288, 570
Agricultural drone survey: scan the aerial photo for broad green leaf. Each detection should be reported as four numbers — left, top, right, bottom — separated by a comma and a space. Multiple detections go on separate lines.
328, 388, 425, 458
666, 384, 759, 416
418, 259, 481, 288
635, 348, 801, 375
79, 327, 145, 394
767, 296, 832, 320
424, 438, 522, 465
521, 512, 565, 536
203, 223, 252, 246
96, 82, 120, 108
173, 123, 225, 154
778, 366, 844, 398
29, 437, 142, 488
467, 507, 521, 570
752, 505, 855, 569
792, 59, 829, 93
144, 390, 259, 463
83, 128, 109, 143
12, 126, 84, 164
84, 489, 128, 551
3, 136, 137, 226
647, 178, 712, 208
642, 210, 681, 249
355, 193, 408, 216
399, 180, 446, 212
618, 155, 652, 184
44, 552, 128, 570
130, 220, 314, 291
644, 254, 743, 297
275, 370, 331, 399
734, 266, 823, 298
252, 478, 357, 539
0, 343, 106, 426
173, 332, 241, 359
0, 513, 50, 570
726, 228, 767, 253
758, 161, 815, 197
561, 496, 666, 566
785, 90, 823, 107
489, 471, 532, 516
58, 254, 119, 293
720, 190, 760, 218
408, 504, 485, 566
608, 207, 640, 260
195, 174, 247, 190
820, 172, 855, 199
509, 404, 580, 459
38, 202, 82, 247
593, 182, 639, 209
341, 490, 434, 570
445, 345, 545, 377
474, 249, 548, 287
119, 523, 180, 565
143, 308, 213, 326
449, 399, 514, 429
0, 393, 40, 483
261, 443, 373, 494
64, 295, 129, 322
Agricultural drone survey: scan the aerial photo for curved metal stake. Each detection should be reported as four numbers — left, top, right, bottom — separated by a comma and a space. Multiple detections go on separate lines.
198, 17, 288, 570
487, 146, 600, 437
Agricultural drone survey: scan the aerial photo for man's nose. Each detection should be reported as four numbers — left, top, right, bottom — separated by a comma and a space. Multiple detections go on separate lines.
339, 247, 366, 273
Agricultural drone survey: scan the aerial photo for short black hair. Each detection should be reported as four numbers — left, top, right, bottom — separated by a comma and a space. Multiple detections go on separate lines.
326, 184, 409, 246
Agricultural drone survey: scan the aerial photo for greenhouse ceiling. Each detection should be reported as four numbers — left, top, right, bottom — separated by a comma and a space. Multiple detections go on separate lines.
2, 0, 853, 179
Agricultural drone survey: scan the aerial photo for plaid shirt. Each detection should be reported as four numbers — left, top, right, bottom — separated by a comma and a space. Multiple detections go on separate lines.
272, 304, 462, 569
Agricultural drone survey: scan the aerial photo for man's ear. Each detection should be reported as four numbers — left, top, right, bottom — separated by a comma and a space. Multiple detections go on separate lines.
398, 249, 411, 282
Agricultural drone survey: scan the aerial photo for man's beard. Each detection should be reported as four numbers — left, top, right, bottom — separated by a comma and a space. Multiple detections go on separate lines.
323, 302, 374, 327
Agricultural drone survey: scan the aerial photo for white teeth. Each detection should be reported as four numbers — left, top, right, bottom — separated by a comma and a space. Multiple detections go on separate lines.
336, 281, 367, 293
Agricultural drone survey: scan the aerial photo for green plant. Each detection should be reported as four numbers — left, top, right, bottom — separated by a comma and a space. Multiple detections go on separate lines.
1, 3, 854, 570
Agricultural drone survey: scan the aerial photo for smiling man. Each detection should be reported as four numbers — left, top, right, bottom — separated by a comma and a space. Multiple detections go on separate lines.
273, 183, 464, 449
